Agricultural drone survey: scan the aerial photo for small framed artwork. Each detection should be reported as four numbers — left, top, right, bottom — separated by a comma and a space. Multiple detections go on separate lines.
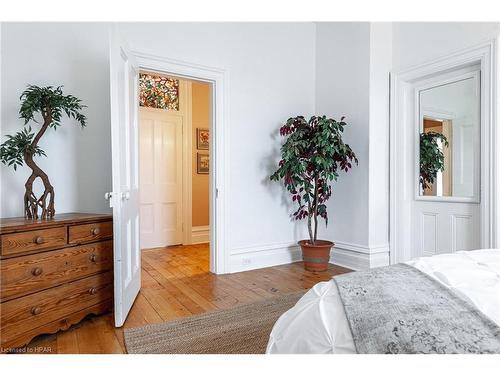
197, 153, 209, 174
197, 128, 209, 150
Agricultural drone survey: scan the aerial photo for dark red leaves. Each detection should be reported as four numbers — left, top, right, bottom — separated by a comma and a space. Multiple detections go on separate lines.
271, 115, 357, 238
294, 209, 309, 220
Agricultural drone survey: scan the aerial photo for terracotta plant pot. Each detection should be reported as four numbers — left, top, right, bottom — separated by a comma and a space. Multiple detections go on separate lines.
298, 240, 334, 272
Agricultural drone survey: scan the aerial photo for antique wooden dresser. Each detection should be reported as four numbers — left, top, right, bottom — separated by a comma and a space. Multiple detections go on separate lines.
0, 213, 113, 350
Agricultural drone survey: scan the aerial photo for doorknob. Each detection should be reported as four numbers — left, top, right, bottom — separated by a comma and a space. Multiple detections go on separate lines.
104, 192, 114, 208
121, 191, 130, 200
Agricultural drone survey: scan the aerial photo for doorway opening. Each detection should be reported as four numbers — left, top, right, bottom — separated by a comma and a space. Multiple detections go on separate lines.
138, 70, 211, 270
110, 39, 229, 325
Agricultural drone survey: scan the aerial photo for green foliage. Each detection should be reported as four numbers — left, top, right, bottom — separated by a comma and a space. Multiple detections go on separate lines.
270, 116, 357, 243
0, 85, 87, 170
419, 131, 449, 190
0, 127, 46, 170
19, 85, 87, 129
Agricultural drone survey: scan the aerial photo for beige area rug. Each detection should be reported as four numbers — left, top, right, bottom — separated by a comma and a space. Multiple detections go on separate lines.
124, 292, 304, 354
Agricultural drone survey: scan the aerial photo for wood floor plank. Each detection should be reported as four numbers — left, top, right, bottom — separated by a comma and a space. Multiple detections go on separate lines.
93, 316, 124, 354
14, 243, 350, 353
56, 327, 80, 354
141, 266, 163, 290
75, 317, 104, 354
147, 259, 219, 311
143, 265, 208, 314
141, 287, 192, 320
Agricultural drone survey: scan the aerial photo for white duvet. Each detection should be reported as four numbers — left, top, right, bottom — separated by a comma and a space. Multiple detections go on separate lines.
266, 249, 500, 354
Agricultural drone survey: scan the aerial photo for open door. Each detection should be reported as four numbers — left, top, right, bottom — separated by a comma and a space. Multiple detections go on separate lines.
108, 28, 141, 327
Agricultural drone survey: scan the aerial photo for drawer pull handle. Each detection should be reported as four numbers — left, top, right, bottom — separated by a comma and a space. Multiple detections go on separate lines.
31, 267, 43, 276
91, 228, 100, 236
31, 306, 42, 315
33, 236, 44, 245
88, 287, 98, 295
89, 253, 97, 262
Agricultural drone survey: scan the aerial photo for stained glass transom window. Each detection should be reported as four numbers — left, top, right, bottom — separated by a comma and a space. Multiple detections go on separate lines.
139, 73, 179, 110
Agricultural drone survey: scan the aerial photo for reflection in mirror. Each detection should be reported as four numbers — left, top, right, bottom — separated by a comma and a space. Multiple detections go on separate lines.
418, 75, 479, 199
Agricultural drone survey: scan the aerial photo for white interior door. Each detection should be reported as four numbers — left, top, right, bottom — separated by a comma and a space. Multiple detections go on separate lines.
109, 29, 141, 327
413, 202, 480, 256
139, 107, 184, 249
412, 70, 481, 257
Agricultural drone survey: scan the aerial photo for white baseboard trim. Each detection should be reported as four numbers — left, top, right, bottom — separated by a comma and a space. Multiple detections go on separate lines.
331, 242, 390, 270
229, 242, 301, 273
229, 240, 390, 273
191, 225, 209, 244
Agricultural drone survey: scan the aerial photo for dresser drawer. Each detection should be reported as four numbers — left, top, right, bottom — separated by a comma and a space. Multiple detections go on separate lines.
0, 272, 113, 347
1, 227, 67, 256
1, 240, 113, 302
68, 221, 113, 244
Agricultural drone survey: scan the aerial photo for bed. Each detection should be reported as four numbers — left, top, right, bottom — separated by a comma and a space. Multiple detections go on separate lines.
266, 249, 500, 354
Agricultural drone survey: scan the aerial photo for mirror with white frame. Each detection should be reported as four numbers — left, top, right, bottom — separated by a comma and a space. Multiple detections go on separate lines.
418, 73, 480, 200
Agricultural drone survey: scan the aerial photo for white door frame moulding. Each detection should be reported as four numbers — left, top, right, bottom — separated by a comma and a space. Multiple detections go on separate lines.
390, 39, 499, 264
133, 51, 230, 274
184, 81, 193, 245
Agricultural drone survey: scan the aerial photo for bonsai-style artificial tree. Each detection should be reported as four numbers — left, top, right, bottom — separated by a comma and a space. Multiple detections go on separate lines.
0, 85, 87, 219
419, 131, 449, 191
270, 116, 357, 246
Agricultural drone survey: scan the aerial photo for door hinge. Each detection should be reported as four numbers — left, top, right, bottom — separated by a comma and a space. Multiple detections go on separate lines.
216, 188, 219, 198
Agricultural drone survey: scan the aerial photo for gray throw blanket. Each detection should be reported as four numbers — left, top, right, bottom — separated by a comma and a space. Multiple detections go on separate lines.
334, 263, 500, 354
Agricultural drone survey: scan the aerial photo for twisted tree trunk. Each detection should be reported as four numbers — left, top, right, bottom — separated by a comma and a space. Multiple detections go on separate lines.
23, 106, 55, 219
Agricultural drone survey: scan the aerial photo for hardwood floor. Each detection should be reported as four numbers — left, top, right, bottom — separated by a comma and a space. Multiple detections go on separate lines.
22, 243, 351, 354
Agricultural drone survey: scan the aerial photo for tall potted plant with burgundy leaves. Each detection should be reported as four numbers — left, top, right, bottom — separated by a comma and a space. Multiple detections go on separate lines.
270, 115, 357, 271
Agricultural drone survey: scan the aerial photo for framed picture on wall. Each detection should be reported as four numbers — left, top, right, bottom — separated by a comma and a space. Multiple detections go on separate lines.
197, 153, 209, 174
197, 128, 209, 150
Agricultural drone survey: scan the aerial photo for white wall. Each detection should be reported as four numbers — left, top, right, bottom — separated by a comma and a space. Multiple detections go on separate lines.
117, 23, 316, 271
392, 22, 500, 70
315, 22, 370, 247
1, 23, 112, 217
3, 22, 497, 273
315, 22, 391, 269
367, 23, 392, 260
1, 22, 316, 272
